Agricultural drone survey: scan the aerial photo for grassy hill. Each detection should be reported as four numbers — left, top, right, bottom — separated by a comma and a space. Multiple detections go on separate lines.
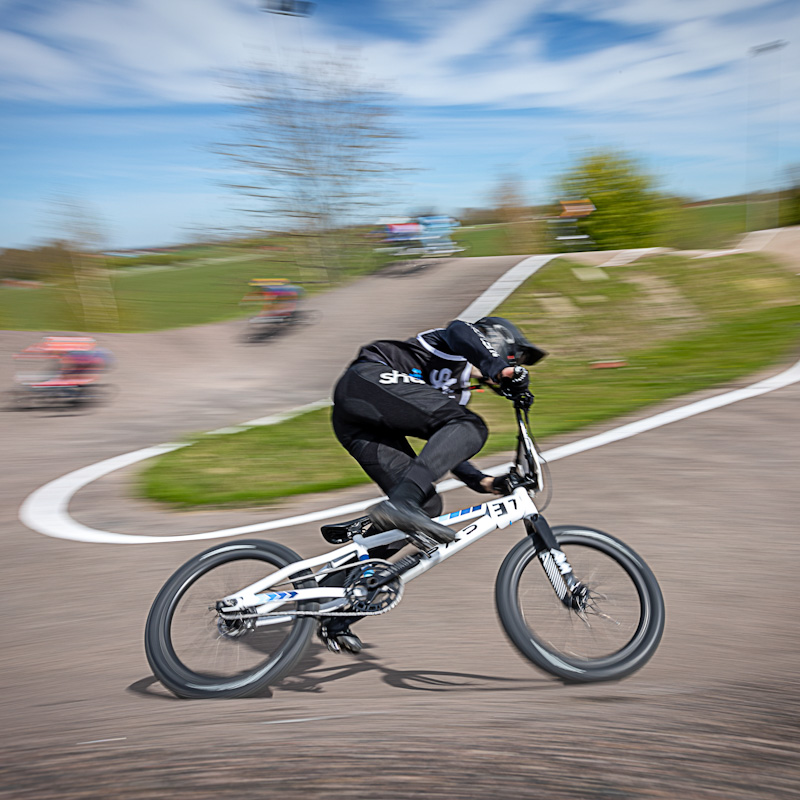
140, 249, 800, 507
2, 202, 780, 333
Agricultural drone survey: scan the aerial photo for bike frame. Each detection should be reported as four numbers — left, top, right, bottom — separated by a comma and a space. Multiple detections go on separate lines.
218, 486, 540, 626
217, 396, 561, 627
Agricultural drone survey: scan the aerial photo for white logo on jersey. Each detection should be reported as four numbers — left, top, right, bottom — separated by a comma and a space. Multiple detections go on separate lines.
378, 370, 426, 385
430, 368, 457, 392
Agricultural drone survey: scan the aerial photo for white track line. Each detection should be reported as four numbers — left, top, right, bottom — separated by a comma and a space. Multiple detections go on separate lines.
19, 254, 557, 544
261, 711, 389, 725
20, 356, 800, 544
22, 249, 798, 545
598, 248, 665, 267
459, 255, 556, 321
692, 227, 780, 259
77, 737, 127, 745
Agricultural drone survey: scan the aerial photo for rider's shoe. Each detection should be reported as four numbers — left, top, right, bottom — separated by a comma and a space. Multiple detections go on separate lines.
369, 499, 456, 544
334, 629, 363, 654
318, 619, 363, 655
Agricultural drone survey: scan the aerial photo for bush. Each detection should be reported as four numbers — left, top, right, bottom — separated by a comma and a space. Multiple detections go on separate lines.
556, 150, 674, 250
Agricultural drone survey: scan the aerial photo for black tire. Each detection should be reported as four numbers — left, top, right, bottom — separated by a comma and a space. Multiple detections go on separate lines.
145, 539, 317, 699
241, 317, 281, 343
496, 525, 664, 683
295, 308, 322, 326
2, 389, 34, 411
75, 383, 116, 409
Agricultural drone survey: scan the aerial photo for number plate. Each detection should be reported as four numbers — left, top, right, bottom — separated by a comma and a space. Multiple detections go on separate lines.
486, 497, 518, 529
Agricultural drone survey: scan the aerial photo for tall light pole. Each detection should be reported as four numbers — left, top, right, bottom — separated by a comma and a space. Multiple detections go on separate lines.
746, 40, 787, 232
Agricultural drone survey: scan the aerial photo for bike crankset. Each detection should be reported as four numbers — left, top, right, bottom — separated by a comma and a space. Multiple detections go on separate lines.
344, 568, 403, 614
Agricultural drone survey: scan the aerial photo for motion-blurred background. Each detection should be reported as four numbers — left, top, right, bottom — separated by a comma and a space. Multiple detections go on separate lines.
1, 3, 799, 798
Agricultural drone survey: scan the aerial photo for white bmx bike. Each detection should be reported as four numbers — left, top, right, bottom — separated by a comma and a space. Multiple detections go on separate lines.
145, 389, 665, 699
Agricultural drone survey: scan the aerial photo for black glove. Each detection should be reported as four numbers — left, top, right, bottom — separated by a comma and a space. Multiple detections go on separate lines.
491, 472, 523, 495
467, 473, 516, 495
498, 366, 529, 399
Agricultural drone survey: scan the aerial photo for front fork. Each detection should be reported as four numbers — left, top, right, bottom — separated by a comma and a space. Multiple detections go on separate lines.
525, 515, 586, 609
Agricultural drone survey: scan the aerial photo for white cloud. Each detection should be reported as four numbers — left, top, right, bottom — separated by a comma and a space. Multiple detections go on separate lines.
1, 0, 796, 129
0, 0, 275, 103
0, 29, 94, 100
1, 0, 798, 246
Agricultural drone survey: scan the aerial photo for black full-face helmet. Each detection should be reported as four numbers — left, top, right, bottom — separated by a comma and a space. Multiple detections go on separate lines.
474, 316, 547, 367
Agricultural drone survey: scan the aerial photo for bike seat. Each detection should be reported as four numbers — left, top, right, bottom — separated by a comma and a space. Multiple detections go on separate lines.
320, 515, 373, 544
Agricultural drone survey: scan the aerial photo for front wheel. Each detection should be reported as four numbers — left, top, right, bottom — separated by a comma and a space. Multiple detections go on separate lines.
495, 525, 664, 683
145, 539, 317, 699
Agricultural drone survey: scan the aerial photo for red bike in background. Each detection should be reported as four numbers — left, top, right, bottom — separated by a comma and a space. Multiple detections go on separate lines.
5, 336, 115, 411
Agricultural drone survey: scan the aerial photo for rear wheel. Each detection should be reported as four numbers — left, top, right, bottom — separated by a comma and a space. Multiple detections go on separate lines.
78, 383, 116, 408
496, 525, 664, 683
145, 539, 317, 699
2, 388, 33, 411
241, 317, 280, 343
294, 308, 322, 326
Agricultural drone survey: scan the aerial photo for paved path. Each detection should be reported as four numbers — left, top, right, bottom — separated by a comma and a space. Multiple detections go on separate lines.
1, 243, 799, 799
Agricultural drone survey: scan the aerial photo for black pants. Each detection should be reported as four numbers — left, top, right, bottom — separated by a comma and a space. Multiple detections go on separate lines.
331, 361, 488, 518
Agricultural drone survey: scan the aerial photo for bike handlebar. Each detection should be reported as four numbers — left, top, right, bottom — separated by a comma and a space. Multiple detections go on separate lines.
474, 378, 535, 409
472, 378, 542, 492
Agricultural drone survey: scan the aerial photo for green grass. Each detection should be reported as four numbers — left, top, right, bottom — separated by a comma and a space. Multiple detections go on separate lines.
0, 240, 383, 333
468, 304, 800, 453
140, 408, 369, 507
139, 250, 800, 508
455, 202, 779, 257
103, 246, 224, 271
454, 222, 546, 256
663, 202, 781, 250
3, 203, 784, 333
0, 253, 283, 332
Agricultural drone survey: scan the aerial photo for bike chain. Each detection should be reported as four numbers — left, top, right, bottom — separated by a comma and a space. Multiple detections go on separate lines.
217, 579, 405, 621
251, 581, 404, 618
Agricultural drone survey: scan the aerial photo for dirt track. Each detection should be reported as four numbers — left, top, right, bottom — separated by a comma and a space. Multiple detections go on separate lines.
1, 246, 799, 799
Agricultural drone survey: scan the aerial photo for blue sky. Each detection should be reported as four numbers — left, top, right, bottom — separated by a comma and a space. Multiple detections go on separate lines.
1, 0, 798, 249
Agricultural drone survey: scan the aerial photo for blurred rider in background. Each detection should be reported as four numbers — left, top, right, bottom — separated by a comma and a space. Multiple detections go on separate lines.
13, 336, 112, 387
59, 347, 113, 382
247, 278, 304, 322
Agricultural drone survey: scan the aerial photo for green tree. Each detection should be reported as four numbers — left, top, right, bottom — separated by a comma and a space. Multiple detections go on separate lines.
555, 150, 671, 250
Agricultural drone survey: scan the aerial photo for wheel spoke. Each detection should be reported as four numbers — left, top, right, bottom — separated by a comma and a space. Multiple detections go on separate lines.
515, 540, 644, 660
147, 541, 317, 698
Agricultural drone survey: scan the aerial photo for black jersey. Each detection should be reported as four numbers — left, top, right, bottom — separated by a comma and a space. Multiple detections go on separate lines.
355, 319, 509, 405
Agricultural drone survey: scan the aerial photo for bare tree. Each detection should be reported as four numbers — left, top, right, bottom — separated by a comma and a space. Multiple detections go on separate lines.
218, 52, 406, 283
49, 196, 119, 329
491, 173, 529, 224
489, 172, 543, 254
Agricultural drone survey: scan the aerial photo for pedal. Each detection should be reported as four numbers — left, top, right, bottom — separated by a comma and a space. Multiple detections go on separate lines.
317, 621, 342, 653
